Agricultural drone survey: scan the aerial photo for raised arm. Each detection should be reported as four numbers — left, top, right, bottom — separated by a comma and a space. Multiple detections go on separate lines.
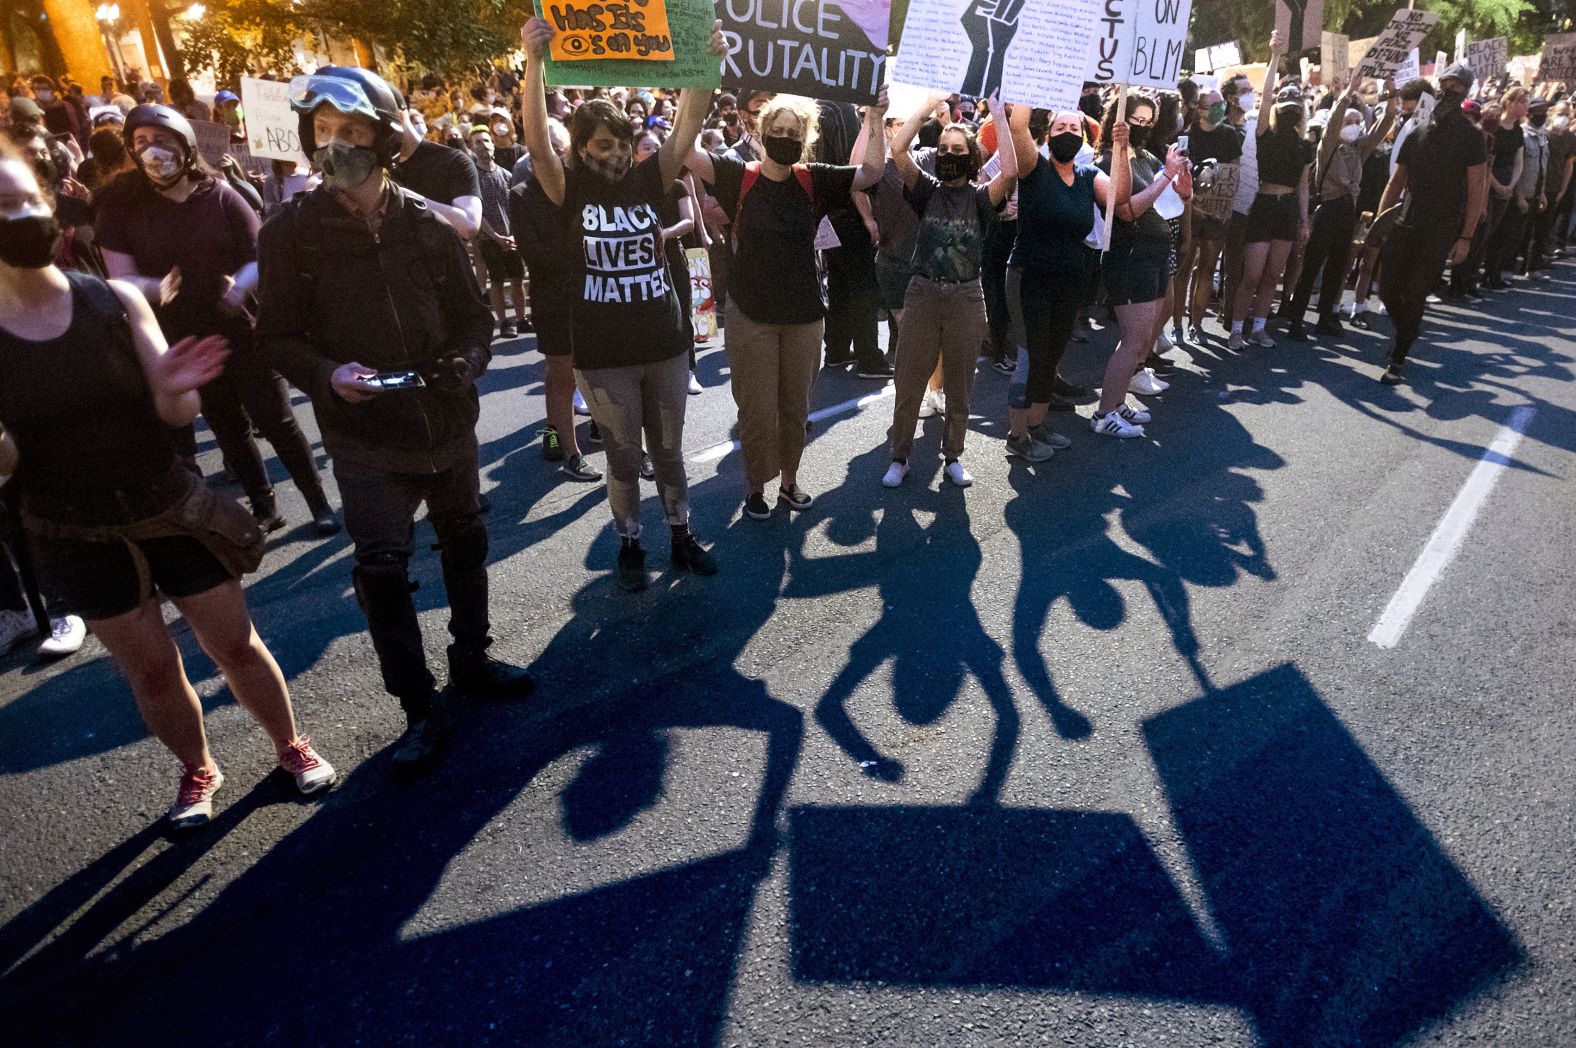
890, 94, 939, 189
986, 95, 1017, 206
852, 85, 891, 192
519, 17, 565, 206
659, 21, 728, 185
1257, 30, 1284, 137
1007, 98, 1037, 179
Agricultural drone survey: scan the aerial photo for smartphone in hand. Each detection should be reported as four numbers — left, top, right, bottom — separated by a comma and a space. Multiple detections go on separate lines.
366, 370, 426, 391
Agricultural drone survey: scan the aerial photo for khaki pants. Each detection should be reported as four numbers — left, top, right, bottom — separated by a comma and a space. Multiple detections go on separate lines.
575, 351, 691, 540
724, 300, 824, 492
888, 277, 984, 462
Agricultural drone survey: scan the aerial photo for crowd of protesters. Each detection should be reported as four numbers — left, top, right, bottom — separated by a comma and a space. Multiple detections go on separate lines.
1, 22, 1571, 828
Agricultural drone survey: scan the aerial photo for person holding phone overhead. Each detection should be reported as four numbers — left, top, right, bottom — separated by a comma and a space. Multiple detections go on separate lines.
256, 65, 537, 782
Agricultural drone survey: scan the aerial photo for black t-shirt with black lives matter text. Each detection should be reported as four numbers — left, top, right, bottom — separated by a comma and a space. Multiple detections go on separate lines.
705, 154, 856, 325
560, 155, 689, 369
393, 139, 481, 205
1397, 109, 1488, 230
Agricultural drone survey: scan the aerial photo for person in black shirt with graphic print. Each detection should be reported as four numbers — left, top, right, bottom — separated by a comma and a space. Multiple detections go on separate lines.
688, 90, 890, 521
520, 15, 726, 593
1376, 64, 1488, 385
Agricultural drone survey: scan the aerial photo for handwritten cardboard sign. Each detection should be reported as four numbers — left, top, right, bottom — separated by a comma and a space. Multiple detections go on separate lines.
547, 0, 675, 61
1321, 31, 1348, 86
544, 0, 720, 87
1193, 161, 1239, 223
240, 76, 303, 162
718, 0, 891, 105
1354, 9, 1438, 81
893, 0, 1099, 110
1538, 33, 1576, 84
189, 119, 234, 166
1085, 0, 1194, 89
1274, 0, 1324, 55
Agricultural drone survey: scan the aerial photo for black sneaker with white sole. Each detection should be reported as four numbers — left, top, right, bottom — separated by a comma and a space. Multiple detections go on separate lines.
744, 492, 771, 520
559, 453, 603, 482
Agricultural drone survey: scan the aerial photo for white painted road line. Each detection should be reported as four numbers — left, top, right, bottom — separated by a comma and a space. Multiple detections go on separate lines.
1369, 406, 1537, 649
690, 384, 897, 464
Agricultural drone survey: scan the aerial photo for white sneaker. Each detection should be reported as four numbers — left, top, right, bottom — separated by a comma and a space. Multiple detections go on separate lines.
944, 460, 973, 487
278, 736, 338, 795
917, 389, 938, 419
1116, 403, 1152, 425
168, 766, 224, 830
1129, 367, 1168, 395
1091, 411, 1145, 438
881, 460, 909, 487
0, 607, 39, 655
1226, 330, 1246, 351
572, 388, 591, 416
687, 372, 703, 395
37, 614, 85, 658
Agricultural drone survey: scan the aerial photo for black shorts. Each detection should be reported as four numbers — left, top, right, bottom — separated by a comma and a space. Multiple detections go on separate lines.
875, 255, 917, 311
1244, 194, 1301, 243
532, 304, 572, 357
1103, 244, 1169, 306
479, 238, 525, 282
30, 532, 233, 621
1193, 212, 1229, 242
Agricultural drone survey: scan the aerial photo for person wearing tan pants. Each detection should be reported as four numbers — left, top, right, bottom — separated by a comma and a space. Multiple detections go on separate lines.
887, 277, 985, 470
723, 301, 824, 502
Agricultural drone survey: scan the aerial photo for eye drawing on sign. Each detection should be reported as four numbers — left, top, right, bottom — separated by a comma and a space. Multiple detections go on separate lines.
960, 0, 1027, 98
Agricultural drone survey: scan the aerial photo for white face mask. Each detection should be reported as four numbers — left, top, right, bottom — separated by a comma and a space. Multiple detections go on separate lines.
1340, 123, 1363, 143
1554, 116, 1571, 132
1237, 91, 1256, 113
138, 144, 182, 183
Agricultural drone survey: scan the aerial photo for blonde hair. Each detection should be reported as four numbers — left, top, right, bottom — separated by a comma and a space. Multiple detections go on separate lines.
756, 94, 820, 163
1501, 86, 1530, 107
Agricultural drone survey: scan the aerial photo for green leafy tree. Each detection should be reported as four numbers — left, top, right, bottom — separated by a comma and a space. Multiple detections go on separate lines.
175, 0, 308, 83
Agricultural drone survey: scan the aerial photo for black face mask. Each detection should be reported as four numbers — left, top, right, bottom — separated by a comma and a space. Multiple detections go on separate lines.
1127, 124, 1151, 150
935, 151, 976, 182
1049, 131, 1083, 163
763, 134, 802, 165
0, 214, 64, 268
1530, 110, 1548, 128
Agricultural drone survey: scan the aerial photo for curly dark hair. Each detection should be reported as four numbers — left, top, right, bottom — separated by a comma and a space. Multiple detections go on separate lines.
567, 98, 635, 169
935, 122, 982, 171
1099, 93, 1157, 157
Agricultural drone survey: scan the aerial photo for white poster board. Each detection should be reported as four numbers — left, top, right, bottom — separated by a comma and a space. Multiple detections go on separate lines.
1465, 38, 1508, 85
240, 76, 304, 163
1321, 32, 1350, 86
1355, 9, 1439, 80
1194, 40, 1241, 73
893, 0, 1102, 110
1394, 48, 1421, 87
1084, 0, 1194, 88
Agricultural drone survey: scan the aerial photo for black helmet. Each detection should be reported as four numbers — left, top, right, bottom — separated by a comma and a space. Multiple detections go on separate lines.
290, 66, 405, 165
123, 103, 198, 166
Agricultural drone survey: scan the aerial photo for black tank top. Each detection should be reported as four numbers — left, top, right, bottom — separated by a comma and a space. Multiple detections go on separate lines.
0, 271, 187, 525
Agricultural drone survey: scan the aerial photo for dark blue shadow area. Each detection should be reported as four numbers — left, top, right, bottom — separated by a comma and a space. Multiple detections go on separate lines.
788, 664, 1523, 1047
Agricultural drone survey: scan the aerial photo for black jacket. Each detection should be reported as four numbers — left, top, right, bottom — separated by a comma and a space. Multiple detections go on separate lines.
256, 184, 493, 474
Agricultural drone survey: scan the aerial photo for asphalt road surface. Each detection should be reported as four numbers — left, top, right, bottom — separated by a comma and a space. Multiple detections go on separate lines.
2, 266, 1573, 1047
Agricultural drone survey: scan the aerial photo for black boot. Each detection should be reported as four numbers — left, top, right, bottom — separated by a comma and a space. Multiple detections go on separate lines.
250, 490, 286, 533
448, 642, 536, 699
617, 539, 648, 592
671, 528, 718, 576
392, 692, 449, 781
304, 488, 341, 536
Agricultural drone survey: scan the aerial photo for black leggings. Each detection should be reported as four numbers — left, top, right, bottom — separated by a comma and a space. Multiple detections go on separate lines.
1007, 266, 1083, 409
200, 342, 325, 510
1379, 222, 1457, 367
982, 219, 1018, 360
1288, 196, 1356, 318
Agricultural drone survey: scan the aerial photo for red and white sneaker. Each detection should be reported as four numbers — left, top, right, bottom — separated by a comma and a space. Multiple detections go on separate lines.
278, 736, 337, 795
168, 766, 224, 830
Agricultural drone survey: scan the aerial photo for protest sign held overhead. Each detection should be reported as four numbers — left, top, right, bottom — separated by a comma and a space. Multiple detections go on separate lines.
1394, 48, 1420, 86
544, 0, 720, 87
241, 76, 302, 162
1274, 0, 1324, 55
717, 0, 891, 105
546, 0, 676, 61
1354, 9, 1438, 80
892, 0, 1099, 110
1193, 40, 1241, 74
1084, 0, 1193, 88
1539, 32, 1576, 83
1321, 31, 1349, 87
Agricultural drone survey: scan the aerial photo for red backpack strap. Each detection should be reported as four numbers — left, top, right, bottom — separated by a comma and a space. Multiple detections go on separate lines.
792, 163, 812, 201
739, 160, 762, 211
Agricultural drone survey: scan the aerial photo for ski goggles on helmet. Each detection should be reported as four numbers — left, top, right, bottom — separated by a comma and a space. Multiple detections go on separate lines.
288, 74, 380, 119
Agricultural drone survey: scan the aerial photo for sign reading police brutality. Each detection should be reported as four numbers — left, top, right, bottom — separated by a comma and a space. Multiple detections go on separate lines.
1465, 37, 1508, 85
543, 0, 721, 87
240, 76, 302, 162
1355, 8, 1438, 80
1085, 0, 1193, 89
547, 0, 675, 61
717, 0, 891, 105
893, 0, 1100, 110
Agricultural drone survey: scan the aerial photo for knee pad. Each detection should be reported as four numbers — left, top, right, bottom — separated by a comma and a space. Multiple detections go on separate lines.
1007, 377, 1030, 411
352, 553, 415, 617
434, 516, 488, 574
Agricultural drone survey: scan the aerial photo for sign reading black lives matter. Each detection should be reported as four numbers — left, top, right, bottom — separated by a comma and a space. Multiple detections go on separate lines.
716, 0, 892, 104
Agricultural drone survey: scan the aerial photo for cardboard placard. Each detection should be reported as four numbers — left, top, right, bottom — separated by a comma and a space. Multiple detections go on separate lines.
718, 0, 891, 105
1084, 0, 1194, 88
546, 0, 675, 62
544, 0, 720, 88
240, 76, 304, 162
686, 246, 717, 340
1193, 161, 1239, 223
892, 0, 1099, 110
1274, 0, 1324, 55
190, 119, 234, 166
1321, 32, 1349, 87
1538, 33, 1576, 84
1354, 9, 1438, 81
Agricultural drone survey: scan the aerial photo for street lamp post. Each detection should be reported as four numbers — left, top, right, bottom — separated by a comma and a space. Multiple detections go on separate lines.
95, 3, 129, 84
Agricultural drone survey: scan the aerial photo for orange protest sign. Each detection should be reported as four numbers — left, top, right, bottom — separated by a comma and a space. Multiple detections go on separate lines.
546, 0, 675, 62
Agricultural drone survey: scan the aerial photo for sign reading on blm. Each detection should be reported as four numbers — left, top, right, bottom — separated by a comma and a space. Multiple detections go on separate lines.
716, 0, 892, 105
1084, 0, 1194, 90
547, 0, 676, 61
